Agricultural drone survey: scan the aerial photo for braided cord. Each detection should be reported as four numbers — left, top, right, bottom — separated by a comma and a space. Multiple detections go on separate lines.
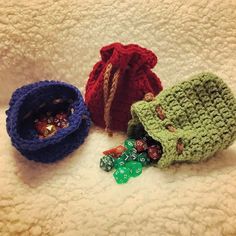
103, 63, 120, 135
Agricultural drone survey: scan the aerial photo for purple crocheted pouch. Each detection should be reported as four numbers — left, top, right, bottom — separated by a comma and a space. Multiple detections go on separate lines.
6, 81, 91, 163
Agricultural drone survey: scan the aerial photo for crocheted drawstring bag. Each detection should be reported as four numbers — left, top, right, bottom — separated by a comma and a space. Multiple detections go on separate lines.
85, 42, 163, 134
6, 81, 91, 163
128, 72, 236, 168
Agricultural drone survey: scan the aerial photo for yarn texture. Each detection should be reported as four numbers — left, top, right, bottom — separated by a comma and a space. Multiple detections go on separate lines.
85, 42, 163, 132
6, 81, 91, 163
128, 72, 236, 168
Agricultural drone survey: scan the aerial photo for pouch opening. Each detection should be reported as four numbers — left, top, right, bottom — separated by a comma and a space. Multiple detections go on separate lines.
18, 86, 77, 140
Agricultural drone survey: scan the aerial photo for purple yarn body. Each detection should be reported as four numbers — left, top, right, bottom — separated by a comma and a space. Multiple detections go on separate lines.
6, 81, 91, 163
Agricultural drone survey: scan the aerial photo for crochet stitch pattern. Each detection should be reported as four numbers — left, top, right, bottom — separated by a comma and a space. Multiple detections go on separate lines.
128, 72, 236, 168
85, 42, 163, 132
6, 81, 91, 163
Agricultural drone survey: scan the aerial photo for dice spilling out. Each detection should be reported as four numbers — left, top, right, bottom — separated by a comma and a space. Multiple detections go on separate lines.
34, 112, 69, 138
100, 136, 163, 184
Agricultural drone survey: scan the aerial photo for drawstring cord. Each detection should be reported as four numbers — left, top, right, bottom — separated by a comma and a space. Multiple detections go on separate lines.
103, 63, 120, 136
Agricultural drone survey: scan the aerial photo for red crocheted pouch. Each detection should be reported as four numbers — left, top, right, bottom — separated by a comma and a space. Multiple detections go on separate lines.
85, 42, 163, 133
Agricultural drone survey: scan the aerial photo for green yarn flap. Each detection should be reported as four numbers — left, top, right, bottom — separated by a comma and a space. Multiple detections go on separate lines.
128, 72, 236, 168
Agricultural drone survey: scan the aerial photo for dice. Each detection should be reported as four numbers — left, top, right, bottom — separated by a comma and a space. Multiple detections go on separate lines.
119, 150, 130, 162
119, 148, 138, 162
147, 145, 162, 161
137, 152, 151, 166
35, 122, 57, 138
125, 161, 142, 178
103, 145, 127, 158
129, 149, 138, 161
54, 112, 69, 128
124, 139, 136, 150
100, 155, 114, 172
35, 111, 69, 138
135, 139, 148, 152
113, 167, 131, 184
100, 135, 163, 184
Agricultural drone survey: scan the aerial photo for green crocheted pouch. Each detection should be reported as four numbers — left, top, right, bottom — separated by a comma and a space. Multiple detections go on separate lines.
128, 73, 236, 168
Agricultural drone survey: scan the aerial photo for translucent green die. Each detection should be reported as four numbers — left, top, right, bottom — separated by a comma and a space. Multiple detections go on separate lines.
113, 167, 131, 184
137, 152, 151, 166
124, 139, 136, 150
114, 157, 126, 169
125, 161, 143, 177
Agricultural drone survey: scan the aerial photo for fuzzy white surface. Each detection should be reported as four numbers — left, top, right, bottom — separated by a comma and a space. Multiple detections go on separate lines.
0, 0, 236, 235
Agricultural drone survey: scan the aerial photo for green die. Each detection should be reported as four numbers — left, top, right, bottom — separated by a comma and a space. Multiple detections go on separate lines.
120, 148, 138, 162
137, 152, 151, 166
124, 139, 136, 150
125, 161, 142, 177
100, 155, 114, 172
113, 167, 131, 184
129, 150, 138, 161
129, 148, 138, 154
120, 150, 130, 162
114, 157, 126, 169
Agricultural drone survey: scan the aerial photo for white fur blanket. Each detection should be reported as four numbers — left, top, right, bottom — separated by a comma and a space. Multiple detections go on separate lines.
1, 0, 236, 235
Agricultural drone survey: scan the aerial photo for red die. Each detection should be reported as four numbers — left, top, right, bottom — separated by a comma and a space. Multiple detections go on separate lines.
135, 139, 148, 152
55, 112, 67, 120
35, 121, 57, 138
35, 121, 47, 135
147, 145, 162, 160
103, 145, 127, 158
54, 112, 69, 128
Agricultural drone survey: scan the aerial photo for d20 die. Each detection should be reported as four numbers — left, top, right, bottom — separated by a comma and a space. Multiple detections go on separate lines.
125, 161, 142, 178
113, 167, 131, 184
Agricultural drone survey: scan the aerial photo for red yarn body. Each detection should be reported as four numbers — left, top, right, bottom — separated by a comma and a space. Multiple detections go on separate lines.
85, 42, 163, 132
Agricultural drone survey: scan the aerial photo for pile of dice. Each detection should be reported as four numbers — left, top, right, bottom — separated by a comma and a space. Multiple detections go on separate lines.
100, 136, 163, 184
34, 112, 69, 138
